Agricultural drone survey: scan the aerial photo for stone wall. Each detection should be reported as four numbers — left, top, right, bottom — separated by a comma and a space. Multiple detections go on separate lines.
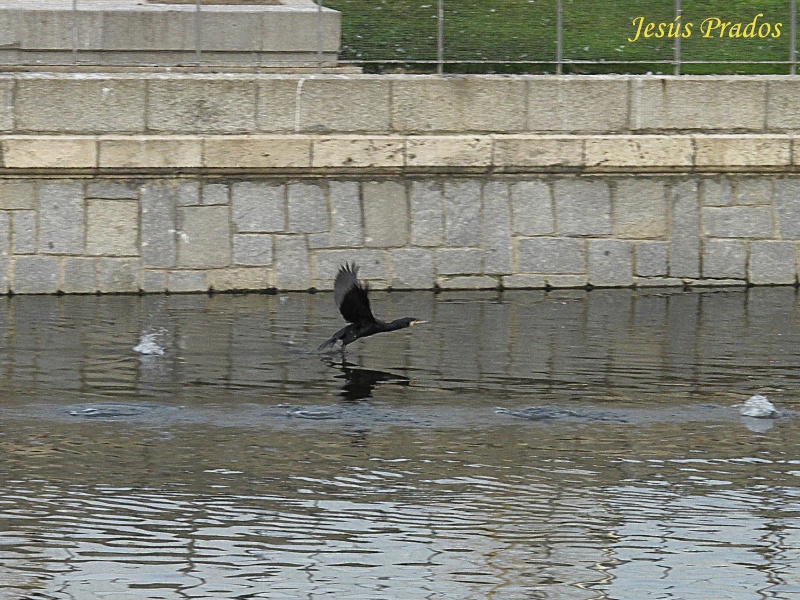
1, 74, 799, 293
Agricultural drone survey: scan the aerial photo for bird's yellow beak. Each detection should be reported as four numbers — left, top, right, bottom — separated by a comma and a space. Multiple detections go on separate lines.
410, 320, 426, 326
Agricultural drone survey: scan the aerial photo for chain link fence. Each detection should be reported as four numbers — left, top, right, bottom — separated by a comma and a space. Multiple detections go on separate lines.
2, 1, 797, 74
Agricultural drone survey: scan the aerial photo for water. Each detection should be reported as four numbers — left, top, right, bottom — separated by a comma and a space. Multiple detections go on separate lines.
1, 288, 799, 599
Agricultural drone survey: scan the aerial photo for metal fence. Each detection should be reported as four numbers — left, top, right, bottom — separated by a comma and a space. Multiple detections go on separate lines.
3, 1, 798, 74
328, 0, 798, 75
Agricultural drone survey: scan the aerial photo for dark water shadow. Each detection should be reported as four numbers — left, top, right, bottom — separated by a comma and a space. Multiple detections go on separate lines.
325, 356, 411, 402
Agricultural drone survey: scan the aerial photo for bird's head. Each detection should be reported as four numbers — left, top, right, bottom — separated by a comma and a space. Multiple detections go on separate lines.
394, 317, 426, 329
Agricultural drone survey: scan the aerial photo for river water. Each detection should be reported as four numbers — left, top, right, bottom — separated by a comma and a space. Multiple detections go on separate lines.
1, 288, 799, 599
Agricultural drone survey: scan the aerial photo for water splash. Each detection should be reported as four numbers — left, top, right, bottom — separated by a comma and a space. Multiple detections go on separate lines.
739, 394, 778, 418
133, 329, 167, 356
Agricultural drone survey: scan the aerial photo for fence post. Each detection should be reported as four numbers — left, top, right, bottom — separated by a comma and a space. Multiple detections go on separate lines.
195, 0, 202, 67
437, 0, 444, 75
317, 0, 324, 72
72, 0, 79, 64
673, 0, 681, 75
792, 0, 797, 75
556, 0, 563, 74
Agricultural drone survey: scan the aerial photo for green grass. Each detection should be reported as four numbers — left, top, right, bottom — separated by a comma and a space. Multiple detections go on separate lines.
324, 0, 795, 74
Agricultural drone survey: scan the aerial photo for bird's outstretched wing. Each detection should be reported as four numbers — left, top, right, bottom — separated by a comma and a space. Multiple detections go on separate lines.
334, 262, 375, 324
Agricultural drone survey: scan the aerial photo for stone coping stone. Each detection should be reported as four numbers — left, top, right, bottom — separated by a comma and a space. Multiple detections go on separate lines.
0, 0, 339, 66
0, 134, 796, 173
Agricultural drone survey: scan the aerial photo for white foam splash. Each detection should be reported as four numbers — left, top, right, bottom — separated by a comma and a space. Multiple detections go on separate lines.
134, 331, 166, 356
739, 394, 777, 418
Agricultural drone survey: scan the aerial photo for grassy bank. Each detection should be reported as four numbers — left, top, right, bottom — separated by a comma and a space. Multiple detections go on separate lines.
324, 0, 793, 74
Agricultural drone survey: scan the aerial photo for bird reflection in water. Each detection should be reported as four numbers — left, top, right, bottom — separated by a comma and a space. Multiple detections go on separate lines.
326, 357, 411, 402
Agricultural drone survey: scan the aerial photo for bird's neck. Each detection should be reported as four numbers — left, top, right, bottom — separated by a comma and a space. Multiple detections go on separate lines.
382, 318, 408, 332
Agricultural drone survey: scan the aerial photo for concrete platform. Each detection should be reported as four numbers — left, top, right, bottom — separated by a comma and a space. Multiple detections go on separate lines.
0, 0, 340, 68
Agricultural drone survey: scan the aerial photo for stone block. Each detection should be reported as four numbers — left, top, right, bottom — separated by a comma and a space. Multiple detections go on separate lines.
553, 179, 611, 236
669, 180, 700, 278
493, 135, 583, 169
546, 274, 588, 288
0, 181, 36, 210
766, 79, 800, 129
61, 257, 97, 294
86, 182, 139, 200
501, 274, 547, 289
392, 77, 526, 132
406, 136, 492, 168
3, 137, 96, 169
700, 177, 733, 207
632, 78, 766, 131
287, 183, 327, 234
329, 181, 363, 247
98, 258, 140, 293
0, 79, 12, 132
203, 136, 312, 168
13, 256, 59, 294
142, 270, 168, 293
99, 136, 202, 169
255, 78, 303, 133
308, 233, 331, 249
635, 241, 668, 277
749, 241, 796, 285
702, 240, 747, 280
391, 248, 434, 289
2, 3, 339, 64
176, 182, 200, 207
232, 182, 285, 233
518, 237, 585, 274
691, 278, 748, 287
363, 181, 408, 247
634, 277, 685, 288
38, 182, 84, 254
584, 136, 693, 168
274, 235, 311, 290
11, 211, 35, 254
444, 180, 481, 246
482, 181, 512, 274
702, 206, 773, 238
178, 205, 231, 269
86, 200, 139, 256
510, 180, 554, 235
202, 184, 229, 206
694, 135, 791, 168
314, 249, 387, 281
140, 182, 177, 268
588, 240, 633, 287
299, 78, 391, 132
436, 275, 498, 290
776, 179, 800, 239
613, 179, 667, 238
207, 267, 272, 292
528, 77, 628, 132
410, 180, 443, 247
147, 79, 257, 134
233, 234, 273, 266
168, 270, 208, 293
16, 78, 146, 133
735, 178, 773, 206
0, 212, 8, 293
437, 248, 482, 275
312, 136, 404, 168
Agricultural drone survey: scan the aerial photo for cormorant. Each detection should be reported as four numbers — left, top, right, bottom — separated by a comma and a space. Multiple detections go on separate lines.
318, 262, 424, 351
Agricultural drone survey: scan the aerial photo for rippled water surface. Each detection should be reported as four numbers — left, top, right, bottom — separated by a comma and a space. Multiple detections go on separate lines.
1, 288, 800, 599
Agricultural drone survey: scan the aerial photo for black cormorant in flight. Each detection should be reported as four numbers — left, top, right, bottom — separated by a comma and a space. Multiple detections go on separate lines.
318, 262, 424, 351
